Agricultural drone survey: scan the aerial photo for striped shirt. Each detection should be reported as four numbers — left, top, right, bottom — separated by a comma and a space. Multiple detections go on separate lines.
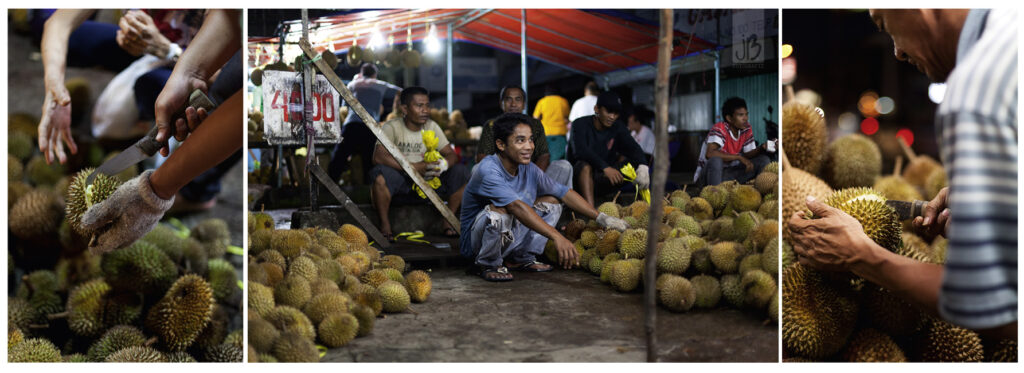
935, 9, 1018, 330
693, 121, 756, 182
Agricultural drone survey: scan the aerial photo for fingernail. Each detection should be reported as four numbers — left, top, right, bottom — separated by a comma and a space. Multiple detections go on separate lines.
923, 217, 931, 226
806, 196, 816, 203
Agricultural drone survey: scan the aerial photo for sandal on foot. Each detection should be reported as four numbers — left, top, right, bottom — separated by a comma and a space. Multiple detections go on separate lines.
506, 260, 553, 272
442, 227, 459, 238
468, 265, 513, 282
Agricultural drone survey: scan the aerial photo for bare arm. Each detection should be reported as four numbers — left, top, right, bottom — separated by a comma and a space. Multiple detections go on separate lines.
373, 143, 427, 175
705, 143, 743, 162
562, 190, 599, 220
440, 144, 457, 166
38, 9, 95, 163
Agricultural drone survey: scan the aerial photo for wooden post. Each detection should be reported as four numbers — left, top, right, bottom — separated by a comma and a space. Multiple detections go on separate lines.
301, 9, 318, 212
645, 8, 673, 363
299, 38, 462, 233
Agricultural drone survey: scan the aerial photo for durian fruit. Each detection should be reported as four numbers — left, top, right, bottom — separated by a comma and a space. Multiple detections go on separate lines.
782, 264, 858, 360
145, 274, 216, 351
730, 185, 762, 212
25, 155, 66, 186
338, 224, 369, 246
249, 212, 276, 234
318, 312, 359, 348
8, 326, 25, 350
690, 275, 721, 308
754, 171, 778, 196
761, 237, 779, 278
564, 218, 587, 241
303, 292, 351, 324
822, 134, 882, 189
248, 318, 281, 354
595, 230, 621, 258
101, 240, 177, 294
873, 157, 923, 203
8, 181, 32, 208
272, 230, 313, 259
781, 152, 832, 241
272, 332, 319, 362
618, 229, 648, 259
580, 231, 599, 249
733, 211, 763, 241
265, 305, 316, 340
289, 255, 319, 283
192, 218, 231, 247
204, 343, 243, 362
720, 274, 744, 308
275, 275, 312, 309
699, 185, 728, 213
9, 338, 64, 362
183, 238, 209, 276
822, 187, 902, 251
768, 290, 779, 322
898, 137, 943, 190
758, 199, 778, 220
597, 202, 620, 218
690, 247, 714, 275
65, 168, 123, 235
405, 270, 432, 303
65, 77, 92, 123
104, 346, 167, 362
924, 168, 947, 200
609, 259, 642, 292
985, 338, 1017, 362
377, 280, 411, 313
9, 188, 65, 241
87, 325, 147, 361
656, 274, 696, 312
710, 242, 745, 274
782, 101, 827, 175
914, 318, 984, 362
63, 278, 111, 337
378, 255, 406, 272
764, 161, 779, 174
840, 328, 907, 362
248, 281, 276, 318
249, 230, 274, 255
207, 259, 238, 303
9, 156, 24, 181
9, 131, 34, 161
738, 254, 763, 275
656, 238, 691, 275
141, 224, 186, 262
751, 219, 779, 252
64, 353, 89, 362
348, 303, 376, 337
740, 269, 776, 309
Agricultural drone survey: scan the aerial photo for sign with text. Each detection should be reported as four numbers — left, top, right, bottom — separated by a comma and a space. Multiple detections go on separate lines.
261, 70, 342, 145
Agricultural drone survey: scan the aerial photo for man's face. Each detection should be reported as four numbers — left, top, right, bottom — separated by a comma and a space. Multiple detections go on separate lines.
501, 88, 525, 114
726, 107, 749, 130
870, 9, 955, 82
627, 114, 641, 131
498, 123, 534, 165
595, 106, 619, 128
403, 94, 431, 126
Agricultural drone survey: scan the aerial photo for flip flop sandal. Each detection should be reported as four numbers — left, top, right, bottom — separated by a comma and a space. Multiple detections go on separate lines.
468, 265, 513, 282
507, 260, 553, 272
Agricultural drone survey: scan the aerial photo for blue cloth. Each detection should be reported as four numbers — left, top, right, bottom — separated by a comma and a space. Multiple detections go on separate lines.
459, 154, 569, 256
546, 135, 567, 161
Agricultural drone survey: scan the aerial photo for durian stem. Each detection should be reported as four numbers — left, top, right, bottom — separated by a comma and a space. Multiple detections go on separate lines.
612, 191, 621, 204
47, 311, 69, 320
20, 275, 35, 293
783, 84, 795, 104
144, 337, 158, 347
897, 136, 917, 160
893, 156, 903, 176
780, 148, 792, 170
29, 324, 49, 329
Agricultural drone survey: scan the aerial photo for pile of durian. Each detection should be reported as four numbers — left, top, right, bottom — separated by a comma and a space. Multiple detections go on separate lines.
549, 164, 780, 321
8, 114, 243, 362
246, 217, 432, 362
779, 100, 1016, 362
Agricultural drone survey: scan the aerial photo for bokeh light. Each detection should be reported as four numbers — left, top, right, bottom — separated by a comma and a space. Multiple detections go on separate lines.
781, 44, 793, 59
861, 117, 879, 135
928, 83, 947, 104
858, 91, 879, 117
876, 96, 895, 115
838, 112, 859, 132
896, 128, 914, 146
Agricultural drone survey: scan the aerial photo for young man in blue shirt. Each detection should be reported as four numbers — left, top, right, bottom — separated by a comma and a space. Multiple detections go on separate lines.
461, 113, 629, 281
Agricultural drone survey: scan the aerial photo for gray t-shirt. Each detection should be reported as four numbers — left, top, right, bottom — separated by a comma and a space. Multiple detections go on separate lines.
343, 75, 401, 125
376, 117, 450, 163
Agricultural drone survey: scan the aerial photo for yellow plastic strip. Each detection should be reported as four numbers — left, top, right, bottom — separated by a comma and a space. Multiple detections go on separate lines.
167, 218, 190, 238
395, 231, 430, 244
227, 245, 244, 256
317, 345, 328, 358
236, 280, 244, 290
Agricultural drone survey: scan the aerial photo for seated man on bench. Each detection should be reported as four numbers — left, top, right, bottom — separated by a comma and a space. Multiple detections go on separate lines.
461, 113, 629, 282
695, 97, 771, 186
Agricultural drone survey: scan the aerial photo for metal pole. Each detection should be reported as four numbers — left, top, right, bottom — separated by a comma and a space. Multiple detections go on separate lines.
714, 51, 721, 122
520, 9, 527, 113
646, 8, 673, 363
447, 26, 454, 113
302, 9, 318, 211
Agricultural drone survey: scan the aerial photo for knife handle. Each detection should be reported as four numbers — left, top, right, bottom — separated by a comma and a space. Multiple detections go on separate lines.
910, 200, 927, 218
138, 89, 218, 156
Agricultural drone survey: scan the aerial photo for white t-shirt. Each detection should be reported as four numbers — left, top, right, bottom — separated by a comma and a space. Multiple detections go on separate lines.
569, 95, 598, 122
631, 125, 655, 155
376, 117, 450, 163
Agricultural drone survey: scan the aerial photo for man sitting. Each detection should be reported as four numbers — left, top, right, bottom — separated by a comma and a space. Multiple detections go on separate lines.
370, 86, 469, 239
476, 85, 572, 187
695, 97, 771, 186
461, 113, 628, 281
566, 91, 649, 207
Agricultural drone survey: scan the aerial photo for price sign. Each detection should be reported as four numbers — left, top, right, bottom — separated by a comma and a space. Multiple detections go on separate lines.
261, 70, 342, 145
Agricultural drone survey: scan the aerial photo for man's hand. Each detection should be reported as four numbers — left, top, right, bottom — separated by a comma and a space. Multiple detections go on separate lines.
739, 156, 754, 172
787, 196, 875, 272
154, 71, 209, 156
635, 165, 650, 189
117, 10, 171, 58
596, 213, 628, 231
554, 235, 579, 269
80, 170, 174, 254
38, 82, 78, 164
913, 187, 950, 240
603, 167, 624, 185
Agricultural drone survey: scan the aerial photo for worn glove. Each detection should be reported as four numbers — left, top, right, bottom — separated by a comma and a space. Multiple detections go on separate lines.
436, 158, 449, 173
596, 212, 629, 231
424, 169, 442, 180
635, 165, 650, 189
80, 170, 174, 254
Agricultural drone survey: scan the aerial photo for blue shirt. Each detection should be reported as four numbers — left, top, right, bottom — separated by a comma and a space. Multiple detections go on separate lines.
459, 154, 569, 255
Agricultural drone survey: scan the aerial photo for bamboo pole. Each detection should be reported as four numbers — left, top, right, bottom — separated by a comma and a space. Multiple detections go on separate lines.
645, 8, 673, 363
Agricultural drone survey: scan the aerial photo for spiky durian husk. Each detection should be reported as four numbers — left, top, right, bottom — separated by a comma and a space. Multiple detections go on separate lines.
66, 168, 123, 235
145, 274, 215, 351
822, 187, 902, 251
782, 101, 827, 174
782, 264, 858, 360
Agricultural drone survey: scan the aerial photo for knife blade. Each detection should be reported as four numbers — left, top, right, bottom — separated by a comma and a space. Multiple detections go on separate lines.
886, 199, 928, 220
86, 89, 216, 185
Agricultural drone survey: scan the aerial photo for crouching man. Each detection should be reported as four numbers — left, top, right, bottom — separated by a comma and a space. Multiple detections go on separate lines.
460, 113, 629, 282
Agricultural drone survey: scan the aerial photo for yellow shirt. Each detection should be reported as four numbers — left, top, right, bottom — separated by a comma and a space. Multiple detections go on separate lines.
532, 95, 570, 136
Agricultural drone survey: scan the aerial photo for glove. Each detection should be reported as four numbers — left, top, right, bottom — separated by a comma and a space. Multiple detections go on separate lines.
596, 213, 629, 231
436, 158, 449, 173
424, 169, 442, 180
635, 165, 650, 189
80, 170, 174, 254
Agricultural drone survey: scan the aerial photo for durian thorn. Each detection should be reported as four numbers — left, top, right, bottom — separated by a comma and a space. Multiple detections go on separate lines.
29, 324, 50, 329
47, 311, 69, 320
144, 337, 158, 347
893, 156, 903, 176
897, 136, 917, 160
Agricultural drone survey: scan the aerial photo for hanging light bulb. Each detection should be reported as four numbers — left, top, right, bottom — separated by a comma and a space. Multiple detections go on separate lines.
369, 23, 385, 50
425, 22, 442, 55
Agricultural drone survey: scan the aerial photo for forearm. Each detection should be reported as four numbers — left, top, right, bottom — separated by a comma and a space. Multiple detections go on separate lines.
851, 242, 943, 317
507, 200, 561, 241
41, 10, 94, 85
150, 91, 242, 199
706, 148, 741, 162
175, 9, 241, 82
563, 190, 599, 219
741, 145, 764, 159
373, 145, 402, 170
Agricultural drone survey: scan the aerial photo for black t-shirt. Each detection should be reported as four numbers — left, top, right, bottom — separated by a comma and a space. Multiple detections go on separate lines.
566, 115, 647, 170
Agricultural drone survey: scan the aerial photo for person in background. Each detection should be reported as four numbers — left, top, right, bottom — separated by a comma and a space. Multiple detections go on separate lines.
627, 105, 655, 160
532, 85, 570, 161
328, 62, 402, 184
567, 91, 649, 207
694, 97, 770, 186
569, 81, 599, 122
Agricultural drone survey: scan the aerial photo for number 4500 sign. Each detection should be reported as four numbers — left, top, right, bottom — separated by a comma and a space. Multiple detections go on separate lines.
261, 70, 343, 145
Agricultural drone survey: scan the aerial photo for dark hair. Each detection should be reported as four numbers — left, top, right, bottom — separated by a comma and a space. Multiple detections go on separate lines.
360, 63, 377, 78
400, 86, 429, 106
584, 81, 599, 95
544, 85, 558, 96
492, 113, 533, 153
499, 85, 525, 103
631, 106, 653, 126
721, 97, 747, 119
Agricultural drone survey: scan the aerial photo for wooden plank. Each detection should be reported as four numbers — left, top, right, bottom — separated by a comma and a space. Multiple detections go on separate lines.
308, 164, 391, 249
299, 38, 461, 233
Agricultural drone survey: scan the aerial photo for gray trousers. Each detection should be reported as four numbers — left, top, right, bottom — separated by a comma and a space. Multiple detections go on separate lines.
704, 154, 772, 186
465, 202, 562, 267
